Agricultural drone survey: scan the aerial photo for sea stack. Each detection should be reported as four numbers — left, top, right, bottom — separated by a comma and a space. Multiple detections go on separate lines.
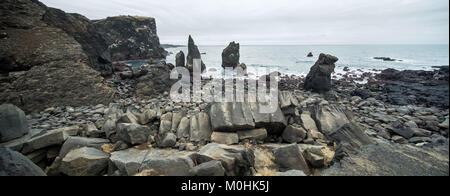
307, 52, 313, 57
175, 51, 185, 67
222, 41, 240, 69
186, 35, 206, 73
304, 53, 339, 92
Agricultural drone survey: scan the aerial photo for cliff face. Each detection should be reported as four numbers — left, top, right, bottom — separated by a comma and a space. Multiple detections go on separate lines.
93, 16, 167, 61
0, 0, 115, 113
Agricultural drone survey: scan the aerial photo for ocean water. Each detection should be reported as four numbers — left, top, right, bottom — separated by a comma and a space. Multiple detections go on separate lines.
165, 45, 449, 77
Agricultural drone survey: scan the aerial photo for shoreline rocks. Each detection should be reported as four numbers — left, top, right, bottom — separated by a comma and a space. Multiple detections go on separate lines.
304, 53, 339, 92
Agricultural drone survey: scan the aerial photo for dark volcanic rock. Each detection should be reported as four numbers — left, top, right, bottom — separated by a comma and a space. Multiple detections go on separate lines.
0, 0, 116, 113
304, 53, 339, 92
175, 51, 185, 67
0, 104, 29, 143
321, 141, 449, 176
93, 16, 167, 61
307, 52, 313, 57
136, 63, 175, 98
328, 122, 374, 159
0, 147, 46, 176
42, 7, 113, 75
186, 35, 206, 73
222, 41, 240, 69
376, 67, 449, 108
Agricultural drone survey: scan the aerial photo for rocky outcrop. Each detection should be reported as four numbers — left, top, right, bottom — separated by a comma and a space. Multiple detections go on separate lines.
60, 147, 109, 176
175, 51, 185, 67
0, 0, 115, 113
136, 63, 175, 99
222, 41, 240, 69
0, 104, 29, 142
42, 8, 113, 75
186, 35, 206, 73
321, 141, 449, 176
304, 53, 339, 92
93, 16, 167, 61
375, 67, 449, 108
0, 147, 46, 176
209, 100, 287, 134
307, 52, 313, 57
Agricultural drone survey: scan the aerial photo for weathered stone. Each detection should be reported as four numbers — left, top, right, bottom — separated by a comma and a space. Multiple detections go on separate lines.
159, 112, 172, 135
158, 132, 177, 148
22, 128, 68, 154
117, 123, 154, 145
60, 147, 109, 176
328, 122, 373, 158
209, 102, 255, 132
211, 132, 239, 145
118, 111, 139, 125
109, 148, 149, 176
222, 41, 240, 69
282, 125, 307, 143
137, 109, 157, 125
189, 160, 225, 176
59, 136, 110, 158
248, 101, 287, 134
171, 112, 185, 133
304, 53, 339, 92
300, 110, 319, 133
186, 35, 206, 73
139, 148, 194, 176
190, 113, 212, 142
197, 143, 255, 176
302, 145, 335, 168
237, 128, 268, 141
272, 144, 310, 175
177, 117, 190, 139
175, 51, 185, 67
0, 147, 46, 176
310, 104, 351, 135
0, 104, 29, 142
321, 142, 449, 176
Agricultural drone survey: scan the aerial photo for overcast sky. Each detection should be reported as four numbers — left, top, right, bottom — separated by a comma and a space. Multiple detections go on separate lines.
41, 0, 449, 45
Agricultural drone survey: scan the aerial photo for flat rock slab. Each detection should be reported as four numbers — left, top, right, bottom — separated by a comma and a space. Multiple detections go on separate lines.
60, 147, 109, 176
321, 141, 449, 176
110, 148, 195, 176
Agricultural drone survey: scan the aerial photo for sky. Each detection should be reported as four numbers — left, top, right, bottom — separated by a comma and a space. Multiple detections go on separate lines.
40, 0, 449, 45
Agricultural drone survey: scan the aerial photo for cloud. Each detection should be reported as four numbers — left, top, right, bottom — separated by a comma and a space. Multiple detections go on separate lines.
40, 0, 449, 45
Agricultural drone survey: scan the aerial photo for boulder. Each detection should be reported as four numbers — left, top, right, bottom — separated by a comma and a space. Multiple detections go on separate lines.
109, 148, 149, 176
282, 125, 307, 143
159, 112, 173, 135
328, 122, 374, 159
302, 145, 335, 168
59, 136, 110, 158
175, 51, 185, 67
117, 123, 154, 145
0, 104, 29, 142
197, 143, 255, 176
0, 147, 46, 176
60, 147, 109, 176
222, 41, 240, 69
237, 128, 268, 142
136, 109, 157, 125
211, 132, 239, 145
177, 117, 190, 139
189, 160, 226, 176
139, 149, 195, 176
272, 144, 311, 175
304, 53, 339, 92
189, 112, 212, 142
310, 104, 352, 135
158, 132, 177, 148
22, 128, 68, 154
136, 63, 175, 99
186, 35, 206, 73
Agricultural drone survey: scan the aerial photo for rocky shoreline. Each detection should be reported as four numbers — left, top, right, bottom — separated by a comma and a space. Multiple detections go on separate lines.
1, 0, 449, 176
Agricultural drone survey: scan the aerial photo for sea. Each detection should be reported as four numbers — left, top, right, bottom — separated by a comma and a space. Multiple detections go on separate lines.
162, 45, 449, 78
